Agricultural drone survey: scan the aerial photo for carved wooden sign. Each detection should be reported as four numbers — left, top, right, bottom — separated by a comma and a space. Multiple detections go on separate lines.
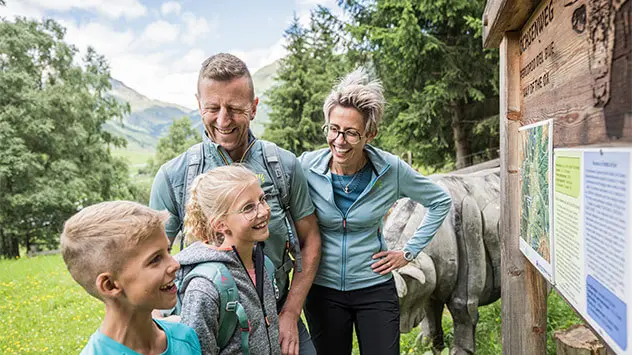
484, 0, 632, 351
520, 0, 632, 147
518, 1, 632, 353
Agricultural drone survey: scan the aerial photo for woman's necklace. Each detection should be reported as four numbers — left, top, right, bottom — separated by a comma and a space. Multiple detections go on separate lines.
334, 164, 367, 194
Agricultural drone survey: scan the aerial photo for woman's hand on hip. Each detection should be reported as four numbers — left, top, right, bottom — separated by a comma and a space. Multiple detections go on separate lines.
371, 250, 408, 275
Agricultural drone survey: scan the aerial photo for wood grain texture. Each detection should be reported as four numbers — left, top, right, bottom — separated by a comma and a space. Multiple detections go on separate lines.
518, 0, 632, 147
500, 31, 548, 355
483, 0, 540, 48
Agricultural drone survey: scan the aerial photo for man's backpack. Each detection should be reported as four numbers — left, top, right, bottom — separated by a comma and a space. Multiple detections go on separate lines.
179, 141, 303, 274
171, 256, 277, 355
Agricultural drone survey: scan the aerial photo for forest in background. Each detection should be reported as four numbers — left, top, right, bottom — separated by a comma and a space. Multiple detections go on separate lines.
0, 0, 499, 257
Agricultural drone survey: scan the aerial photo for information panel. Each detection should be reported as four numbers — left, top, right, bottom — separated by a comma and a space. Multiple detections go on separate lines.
519, 120, 554, 282
553, 148, 632, 354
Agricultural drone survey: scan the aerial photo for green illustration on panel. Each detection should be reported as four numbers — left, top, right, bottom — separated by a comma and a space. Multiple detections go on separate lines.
520, 123, 551, 262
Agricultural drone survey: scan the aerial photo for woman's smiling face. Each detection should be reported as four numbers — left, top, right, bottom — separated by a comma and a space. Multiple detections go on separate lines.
327, 105, 374, 169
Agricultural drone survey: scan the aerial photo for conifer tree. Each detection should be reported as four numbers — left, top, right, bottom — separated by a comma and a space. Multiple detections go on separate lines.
342, 0, 499, 170
264, 8, 349, 155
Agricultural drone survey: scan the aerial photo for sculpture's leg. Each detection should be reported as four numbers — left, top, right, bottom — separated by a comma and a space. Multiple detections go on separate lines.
447, 195, 485, 354
446, 299, 478, 355
481, 200, 501, 292
417, 297, 446, 354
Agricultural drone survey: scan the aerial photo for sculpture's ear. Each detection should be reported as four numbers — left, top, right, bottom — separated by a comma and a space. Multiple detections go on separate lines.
392, 270, 408, 298
399, 264, 426, 285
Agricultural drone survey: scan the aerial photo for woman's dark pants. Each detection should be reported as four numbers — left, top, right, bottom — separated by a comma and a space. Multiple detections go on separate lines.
304, 278, 400, 355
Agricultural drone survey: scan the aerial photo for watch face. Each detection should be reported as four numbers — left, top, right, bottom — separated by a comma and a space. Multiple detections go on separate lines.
404, 251, 414, 261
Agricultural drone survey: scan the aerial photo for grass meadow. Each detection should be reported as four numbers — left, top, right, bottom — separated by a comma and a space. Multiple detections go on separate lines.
112, 145, 155, 168
0, 255, 103, 354
1, 254, 580, 354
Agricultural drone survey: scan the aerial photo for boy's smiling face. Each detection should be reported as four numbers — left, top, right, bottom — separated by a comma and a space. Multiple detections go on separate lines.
115, 227, 180, 311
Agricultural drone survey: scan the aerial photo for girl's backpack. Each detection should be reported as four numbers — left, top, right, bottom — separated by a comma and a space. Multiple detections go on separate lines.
170, 256, 277, 355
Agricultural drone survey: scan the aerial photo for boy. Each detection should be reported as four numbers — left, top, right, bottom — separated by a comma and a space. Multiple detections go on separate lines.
61, 201, 201, 355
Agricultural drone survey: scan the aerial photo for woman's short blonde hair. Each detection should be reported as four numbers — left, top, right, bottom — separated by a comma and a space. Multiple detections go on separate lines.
184, 165, 258, 246
323, 67, 386, 137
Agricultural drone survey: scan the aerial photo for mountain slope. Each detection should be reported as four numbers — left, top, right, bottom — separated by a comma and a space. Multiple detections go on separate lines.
107, 60, 280, 151
252, 59, 280, 134
110, 79, 192, 113
106, 79, 197, 148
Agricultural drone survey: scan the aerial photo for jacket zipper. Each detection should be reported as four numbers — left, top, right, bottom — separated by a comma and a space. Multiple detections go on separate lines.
323, 165, 391, 291
232, 247, 273, 352
341, 217, 347, 290
323, 174, 348, 290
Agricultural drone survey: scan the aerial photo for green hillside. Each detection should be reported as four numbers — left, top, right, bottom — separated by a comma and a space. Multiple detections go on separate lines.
107, 61, 280, 158
106, 79, 195, 150
251, 59, 280, 135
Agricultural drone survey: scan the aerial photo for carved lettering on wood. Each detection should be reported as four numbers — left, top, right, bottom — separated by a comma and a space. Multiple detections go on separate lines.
520, 0, 631, 147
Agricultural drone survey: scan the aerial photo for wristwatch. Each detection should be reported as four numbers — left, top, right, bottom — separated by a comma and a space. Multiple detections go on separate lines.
403, 250, 415, 262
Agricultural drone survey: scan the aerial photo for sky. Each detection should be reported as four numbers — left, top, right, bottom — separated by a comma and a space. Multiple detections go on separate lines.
0, 0, 340, 110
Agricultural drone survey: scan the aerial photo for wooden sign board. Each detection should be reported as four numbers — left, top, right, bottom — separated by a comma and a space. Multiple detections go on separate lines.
519, 0, 632, 147
517, 0, 632, 352
484, 0, 632, 352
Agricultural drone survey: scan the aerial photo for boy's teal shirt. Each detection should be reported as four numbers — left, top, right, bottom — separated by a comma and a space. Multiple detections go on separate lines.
80, 319, 201, 355
299, 145, 452, 291
150, 131, 315, 295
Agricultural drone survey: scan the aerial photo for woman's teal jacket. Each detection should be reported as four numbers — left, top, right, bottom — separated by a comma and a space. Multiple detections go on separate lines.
299, 145, 452, 291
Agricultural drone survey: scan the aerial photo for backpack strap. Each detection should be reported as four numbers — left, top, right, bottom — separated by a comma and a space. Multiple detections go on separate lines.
264, 255, 280, 300
181, 262, 250, 352
174, 258, 279, 353
235, 303, 251, 355
179, 143, 204, 249
264, 256, 276, 284
261, 141, 303, 273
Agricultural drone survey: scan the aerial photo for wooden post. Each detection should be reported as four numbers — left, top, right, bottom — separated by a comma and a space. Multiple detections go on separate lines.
499, 31, 548, 355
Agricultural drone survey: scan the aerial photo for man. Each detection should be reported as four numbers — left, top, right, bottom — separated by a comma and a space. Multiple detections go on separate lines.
150, 53, 321, 355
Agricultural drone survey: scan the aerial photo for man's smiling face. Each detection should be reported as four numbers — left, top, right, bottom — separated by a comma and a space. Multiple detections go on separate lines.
197, 76, 258, 158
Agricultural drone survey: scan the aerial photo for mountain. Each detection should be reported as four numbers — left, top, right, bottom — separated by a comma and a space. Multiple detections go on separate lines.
106, 79, 197, 149
107, 60, 280, 152
252, 59, 281, 134
109, 79, 193, 113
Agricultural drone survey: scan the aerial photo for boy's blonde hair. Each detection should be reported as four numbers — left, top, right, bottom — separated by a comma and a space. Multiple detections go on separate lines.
184, 165, 258, 246
60, 201, 169, 300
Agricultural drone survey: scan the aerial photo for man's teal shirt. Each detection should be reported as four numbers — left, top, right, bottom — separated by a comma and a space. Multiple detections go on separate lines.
150, 132, 315, 295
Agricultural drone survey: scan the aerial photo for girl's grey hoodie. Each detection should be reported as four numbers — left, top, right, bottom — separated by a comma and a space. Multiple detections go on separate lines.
175, 241, 281, 355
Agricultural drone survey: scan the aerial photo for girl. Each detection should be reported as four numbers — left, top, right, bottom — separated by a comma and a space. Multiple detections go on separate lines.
175, 165, 281, 355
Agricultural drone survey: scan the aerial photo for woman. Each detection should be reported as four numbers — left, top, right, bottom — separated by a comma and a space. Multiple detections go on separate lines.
299, 68, 452, 355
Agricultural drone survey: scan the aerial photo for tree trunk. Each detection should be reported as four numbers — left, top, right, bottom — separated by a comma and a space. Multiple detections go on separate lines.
0, 228, 20, 259
26, 235, 32, 255
452, 103, 471, 169
554, 324, 613, 354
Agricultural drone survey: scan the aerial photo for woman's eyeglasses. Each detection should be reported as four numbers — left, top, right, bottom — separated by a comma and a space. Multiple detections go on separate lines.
322, 124, 363, 144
